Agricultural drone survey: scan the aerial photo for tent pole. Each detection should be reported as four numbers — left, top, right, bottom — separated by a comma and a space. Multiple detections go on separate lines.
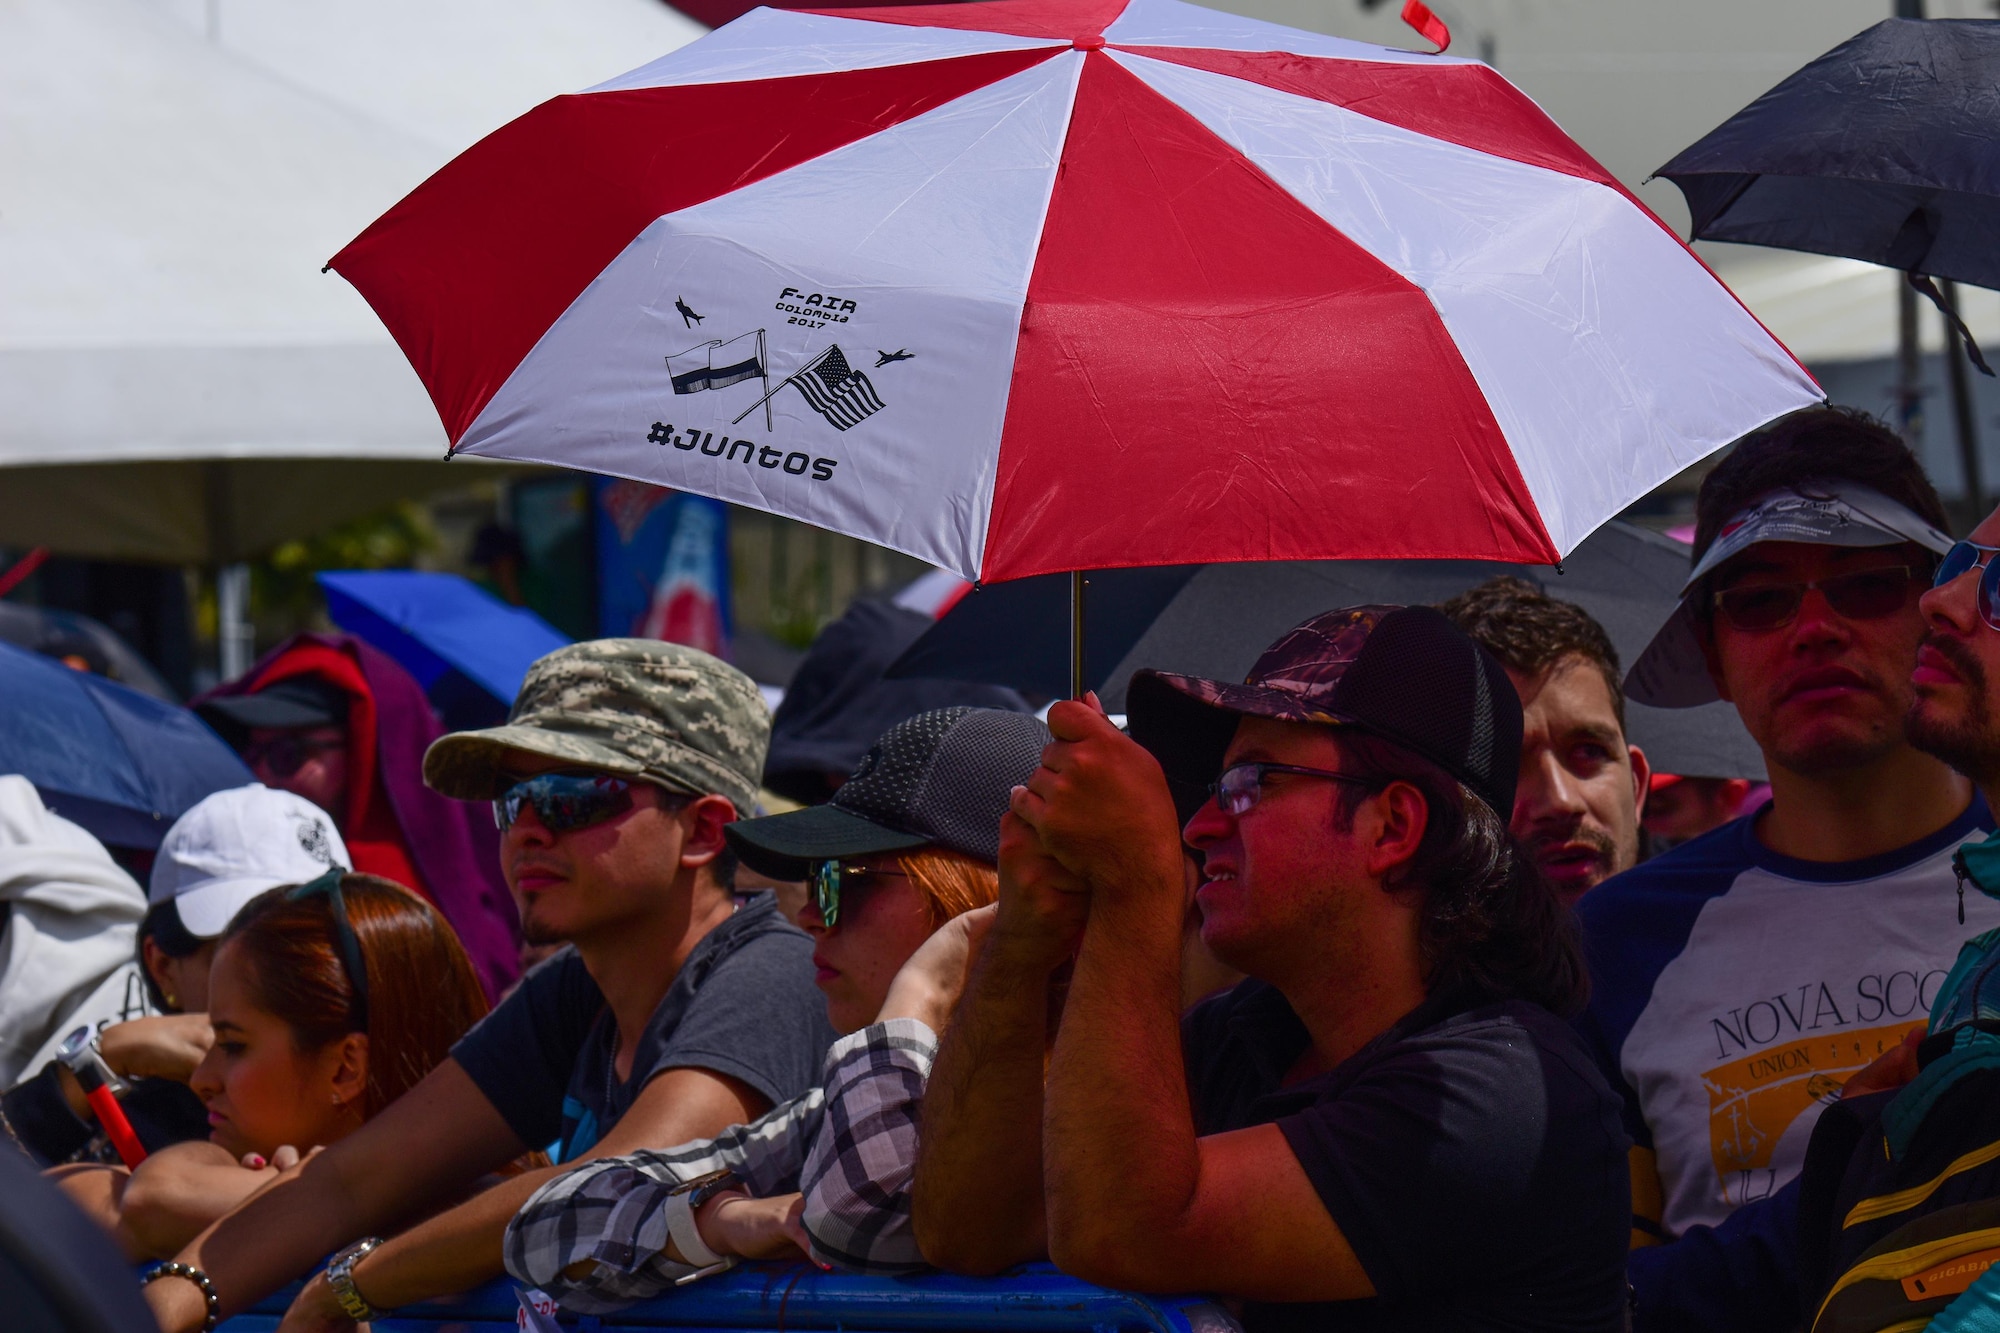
1070, 569, 1087, 700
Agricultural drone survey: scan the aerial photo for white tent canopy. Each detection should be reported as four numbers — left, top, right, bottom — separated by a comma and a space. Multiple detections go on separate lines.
0, 0, 699, 560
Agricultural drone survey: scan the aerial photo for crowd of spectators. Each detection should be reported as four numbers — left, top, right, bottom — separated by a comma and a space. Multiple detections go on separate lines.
5, 403, 1998, 1331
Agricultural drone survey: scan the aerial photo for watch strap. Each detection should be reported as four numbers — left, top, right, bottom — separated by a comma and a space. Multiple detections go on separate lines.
326, 1237, 385, 1321
664, 1189, 726, 1268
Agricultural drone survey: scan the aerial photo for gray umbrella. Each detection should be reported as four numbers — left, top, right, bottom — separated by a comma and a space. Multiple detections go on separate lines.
0, 602, 177, 702
1098, 523, 1762, 781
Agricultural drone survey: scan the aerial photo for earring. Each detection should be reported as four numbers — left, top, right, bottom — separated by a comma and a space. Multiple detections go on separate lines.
331, 1093, 341, 1105
165, 993, 178, 1009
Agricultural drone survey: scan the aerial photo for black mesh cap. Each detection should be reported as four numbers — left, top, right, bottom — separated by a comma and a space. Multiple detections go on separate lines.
1127, 605, 1522, 817
726, 706, 1053, 880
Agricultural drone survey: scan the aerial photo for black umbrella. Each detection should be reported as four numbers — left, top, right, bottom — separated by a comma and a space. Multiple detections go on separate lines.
1659, 19, 2000, 295
889, 523, 1765, 781
0, 1145, 159, 1332
1658, 17, 2000, 507
764, 597, 1030, 805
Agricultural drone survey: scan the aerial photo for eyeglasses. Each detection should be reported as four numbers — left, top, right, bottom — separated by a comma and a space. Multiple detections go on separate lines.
1208, 762, 1380, 818
287, 869, 370, 1033
809, 860, 911, 930
1709, 564, 1926, 632
1935, 541, 2000, 631
241, 733, 344, 779
493, 773, 636, 834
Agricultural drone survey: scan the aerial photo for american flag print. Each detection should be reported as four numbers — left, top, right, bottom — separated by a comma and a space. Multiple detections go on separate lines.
789, 345, 885, 432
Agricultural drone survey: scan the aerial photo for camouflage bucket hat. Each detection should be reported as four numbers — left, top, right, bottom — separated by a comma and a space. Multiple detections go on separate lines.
423, 639, 769, 814
1126, 605, 1522, 818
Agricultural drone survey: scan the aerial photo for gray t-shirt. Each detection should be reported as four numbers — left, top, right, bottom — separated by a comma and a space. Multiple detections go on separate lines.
452, 892, 835, 1161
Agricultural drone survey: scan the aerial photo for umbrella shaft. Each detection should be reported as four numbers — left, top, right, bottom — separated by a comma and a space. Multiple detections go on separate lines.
1070, 570, 1087, 700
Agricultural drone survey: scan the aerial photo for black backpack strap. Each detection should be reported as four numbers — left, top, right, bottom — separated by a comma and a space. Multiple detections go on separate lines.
1799, 1090, 1892, 1322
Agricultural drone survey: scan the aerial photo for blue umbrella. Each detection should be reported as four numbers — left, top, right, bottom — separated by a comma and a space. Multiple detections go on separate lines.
317, 570, 569, 729
0, 639, 252, 848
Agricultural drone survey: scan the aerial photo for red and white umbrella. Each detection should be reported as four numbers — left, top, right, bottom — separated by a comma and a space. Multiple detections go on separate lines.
332, 0, 1821, 584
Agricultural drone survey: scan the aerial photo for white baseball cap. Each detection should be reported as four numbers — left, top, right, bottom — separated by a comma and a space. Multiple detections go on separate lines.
149, 786, 352, 938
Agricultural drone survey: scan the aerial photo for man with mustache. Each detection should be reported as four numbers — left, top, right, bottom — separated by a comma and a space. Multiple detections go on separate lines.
1440, 577, 1649, 903
1910, 510, 2000, 791
1579, 407, 1998, 1333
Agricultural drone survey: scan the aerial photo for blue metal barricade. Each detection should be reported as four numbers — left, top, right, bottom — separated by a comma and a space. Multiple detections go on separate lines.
221, 1265, 1240, 1333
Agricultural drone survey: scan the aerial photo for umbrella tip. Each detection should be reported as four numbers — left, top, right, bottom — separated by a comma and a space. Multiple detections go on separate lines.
1071, 34, 1105, 50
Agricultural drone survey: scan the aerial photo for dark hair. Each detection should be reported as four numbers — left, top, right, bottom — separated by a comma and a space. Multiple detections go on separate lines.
1437, 577, 1625, 730
219, 874, 489, 1118
135, 900, 206, 1012
1330, 731, 1588, 1016
712, 842, 739, 893
1692, 406, 1949, 567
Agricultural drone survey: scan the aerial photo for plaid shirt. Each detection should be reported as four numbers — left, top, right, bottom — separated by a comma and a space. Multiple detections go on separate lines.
504, 1018, 936, 1312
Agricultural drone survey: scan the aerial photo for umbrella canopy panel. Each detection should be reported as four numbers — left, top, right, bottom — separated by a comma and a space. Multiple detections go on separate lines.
331, 0, 1820, 584
0, 640, 254, 848
317, 570, 570, 722
1659, 18, 2000, 290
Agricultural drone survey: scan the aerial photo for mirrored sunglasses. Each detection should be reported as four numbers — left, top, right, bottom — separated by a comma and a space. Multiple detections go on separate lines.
493, 773, 635, 834
1936, 541, 2000, 632
809, 859, 912, 930
1710, 564, 1926, 633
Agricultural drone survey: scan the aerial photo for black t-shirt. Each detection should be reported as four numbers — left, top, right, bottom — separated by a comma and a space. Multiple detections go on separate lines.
1184, 980, 1631, 1333
452, 892, 835, 1161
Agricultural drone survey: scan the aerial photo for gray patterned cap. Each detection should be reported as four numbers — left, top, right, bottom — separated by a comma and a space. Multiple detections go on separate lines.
422, 639, 769, 814
726, 707, 1051, 880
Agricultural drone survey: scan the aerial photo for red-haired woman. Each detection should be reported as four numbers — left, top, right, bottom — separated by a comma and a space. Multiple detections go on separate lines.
51, 872, 488, 1259
501, 707, 1050, 1313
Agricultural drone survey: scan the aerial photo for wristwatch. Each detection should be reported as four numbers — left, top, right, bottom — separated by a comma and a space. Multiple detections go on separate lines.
324, 1236, 386, 1322
664, 1168, 740, 1283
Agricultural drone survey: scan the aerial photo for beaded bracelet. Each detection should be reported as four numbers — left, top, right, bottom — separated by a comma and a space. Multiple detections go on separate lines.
140, 1261, 220, 1332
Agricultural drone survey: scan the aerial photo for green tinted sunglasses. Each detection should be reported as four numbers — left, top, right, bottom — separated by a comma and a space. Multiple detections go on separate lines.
809, 860, 911, 929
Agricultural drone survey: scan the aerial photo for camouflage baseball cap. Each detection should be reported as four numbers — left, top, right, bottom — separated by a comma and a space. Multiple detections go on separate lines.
1126, 605, 1522, 817
422, 639, 769, 813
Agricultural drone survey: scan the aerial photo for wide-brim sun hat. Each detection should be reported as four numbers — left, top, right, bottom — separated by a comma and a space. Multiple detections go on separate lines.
1625, 479, 1954, 708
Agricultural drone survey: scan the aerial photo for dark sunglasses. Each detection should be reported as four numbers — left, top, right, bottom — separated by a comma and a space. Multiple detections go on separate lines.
241, 733, 343, 779
1209, 762, 1380, 818
493, 773, 636, 834
809, 860, 912, 930
1935, 541, 2000, 631
287, 869, 369, 1033
1709, 564, 1926, 633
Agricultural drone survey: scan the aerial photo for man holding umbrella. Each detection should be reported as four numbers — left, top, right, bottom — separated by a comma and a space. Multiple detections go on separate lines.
932, 606, 1632, 1328
1583, 407, 1999, 1331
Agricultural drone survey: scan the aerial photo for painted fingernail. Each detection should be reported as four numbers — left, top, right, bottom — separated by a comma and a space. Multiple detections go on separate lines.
246, 1155, 266, 1169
